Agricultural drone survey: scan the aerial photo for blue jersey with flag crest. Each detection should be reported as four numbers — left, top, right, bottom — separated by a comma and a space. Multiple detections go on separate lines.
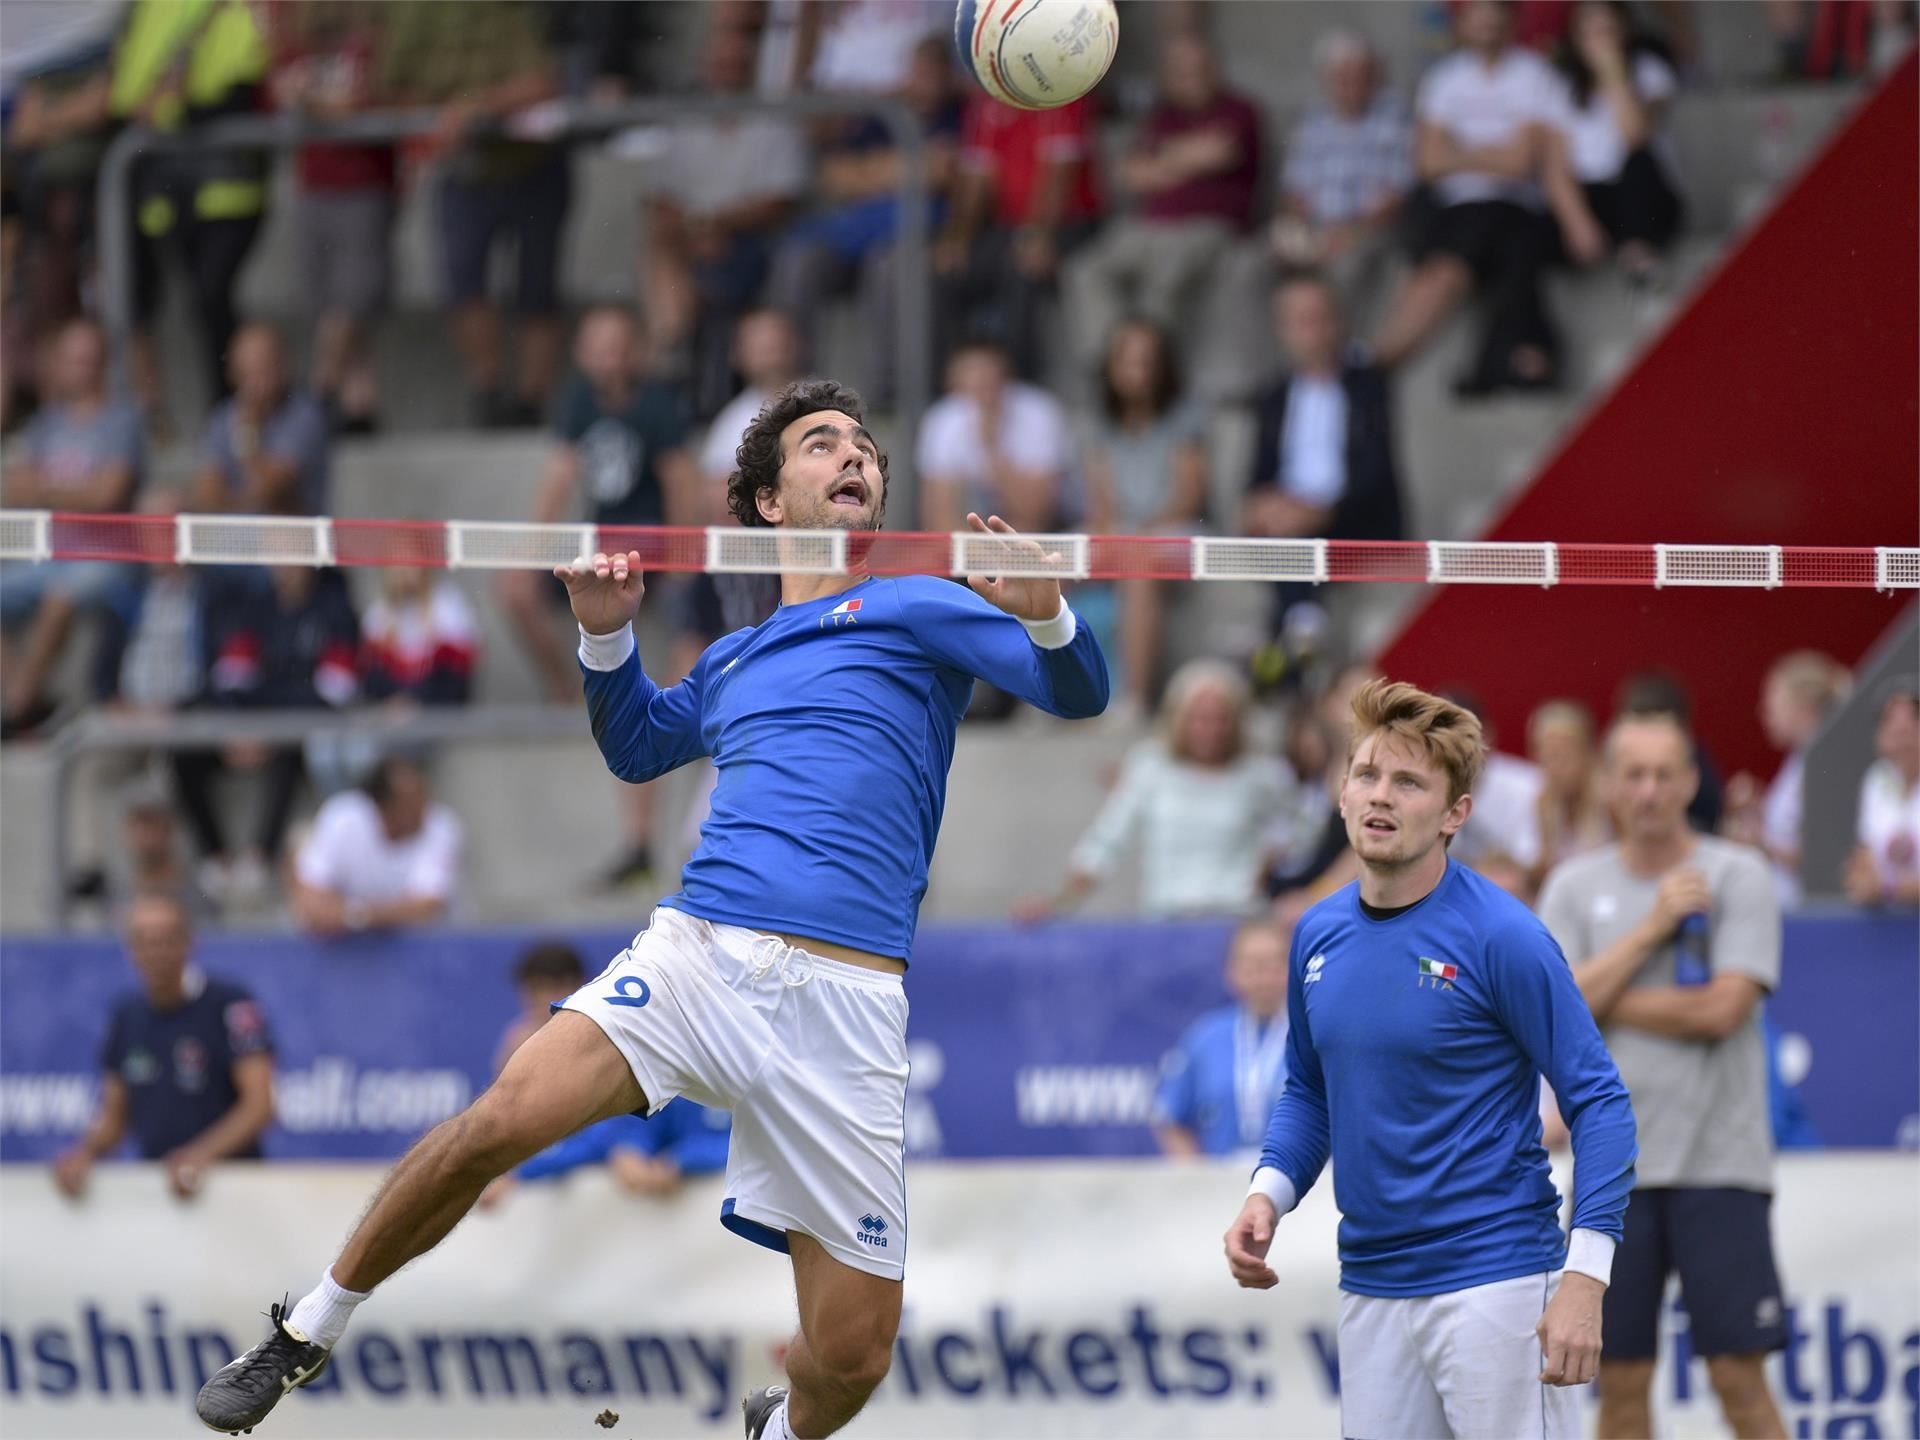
581, 574, 1108, 958
1259, 861, 1637, 1297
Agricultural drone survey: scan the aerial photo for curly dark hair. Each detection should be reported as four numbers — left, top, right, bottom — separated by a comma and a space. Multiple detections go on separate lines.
726, 379, 889, 528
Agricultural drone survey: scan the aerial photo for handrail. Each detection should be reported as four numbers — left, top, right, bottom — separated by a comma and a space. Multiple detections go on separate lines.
95, 91, 932, 491
45, 703, 593, 929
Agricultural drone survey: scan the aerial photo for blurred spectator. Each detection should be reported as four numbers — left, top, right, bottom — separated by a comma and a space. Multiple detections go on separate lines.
1529, 698, 1611, 884
1376, 0, 1587, 396
1724, 650, 1850, 905
767, 35, 962, 402
360, 567, 481, 707
292, 753, 461, 935
172, 565, 360, 905
918, 339, 1079, 535
1265, 662, 1378, 919
188, 324, 331, 516
787, 0, 947, 95
113, 0, 272, 421
1272, 30, 1414, 330
936, 92, 1102, 380
265, 1, 395, 435
1546, 0, 1684, 286
1151, 919, 1291, 1159
66, 780, 221, 928
1243, 276, 1404, 545
1766, 0, 1919, 78
543, 1, 646, 102
89, 497, 205, 717
1844, 684, 1920, 907
644, 25, 808, 418
1443, 689, 1545, 882
0, 317, 143, 736
1540, 711, 1788, 1440
496, 939, 587, 1074
1615, 669, 1723, 831
1017, 660, 1294, 919
379, 0, 564, 428
499, 306, 697, 704
1081, 319, 1209, 715
52, 893, 274, 1201
1064, 33, 1262, 378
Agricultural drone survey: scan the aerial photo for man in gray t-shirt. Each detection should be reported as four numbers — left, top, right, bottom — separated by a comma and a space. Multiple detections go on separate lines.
1538, 710, 1787, 1440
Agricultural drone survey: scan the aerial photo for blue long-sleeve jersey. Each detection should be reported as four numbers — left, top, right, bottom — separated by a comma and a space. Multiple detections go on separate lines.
1260, 862, 1637, 1297
583, 574, 1109, 959
517, 1100, 731, 1182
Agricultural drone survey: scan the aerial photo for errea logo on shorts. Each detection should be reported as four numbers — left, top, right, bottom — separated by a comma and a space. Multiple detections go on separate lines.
857, 1213, 889, 1248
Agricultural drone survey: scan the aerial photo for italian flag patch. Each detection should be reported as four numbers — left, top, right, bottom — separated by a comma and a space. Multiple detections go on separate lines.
1418, 957, 1458, 981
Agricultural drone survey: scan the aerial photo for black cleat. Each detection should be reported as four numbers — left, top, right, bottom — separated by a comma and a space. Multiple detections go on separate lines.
195, 1301, 331, 1433
742, 1383, 790, 1438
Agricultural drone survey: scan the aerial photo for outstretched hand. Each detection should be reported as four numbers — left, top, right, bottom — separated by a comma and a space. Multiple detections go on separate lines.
555, 550, 646, 636
964, 513, 1063, 623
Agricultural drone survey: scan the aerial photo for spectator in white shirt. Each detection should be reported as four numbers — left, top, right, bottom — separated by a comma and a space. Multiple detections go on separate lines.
1844, 684, 1920, 907
1546, 0, 1685, 285
1375, 0, 1602, 395
917, 339, 1079, 535
1529, 698, 1612, 888
1442, 688, 1545, 883
1724, 650, 1850, 905
1273, 30, 1415, 328
292, 755, 461, 936
1016, 660, 1294, 919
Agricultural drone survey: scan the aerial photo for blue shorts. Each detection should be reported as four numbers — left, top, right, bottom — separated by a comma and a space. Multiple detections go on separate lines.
1603, 1187, 1788, 1359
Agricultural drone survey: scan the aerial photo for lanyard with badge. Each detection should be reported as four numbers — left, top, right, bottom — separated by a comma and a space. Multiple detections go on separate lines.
1234, 1008, 1289, 1149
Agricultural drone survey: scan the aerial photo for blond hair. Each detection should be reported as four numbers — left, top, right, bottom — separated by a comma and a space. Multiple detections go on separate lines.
1348, 679, 1486, 804
1160, 658, 1251, 763
1766, 650, 1851, 712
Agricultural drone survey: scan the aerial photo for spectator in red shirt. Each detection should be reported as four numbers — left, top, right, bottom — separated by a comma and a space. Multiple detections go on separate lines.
934, 93, 1102, 379
1063, 33, 1261, 379
265, 2, 394, 435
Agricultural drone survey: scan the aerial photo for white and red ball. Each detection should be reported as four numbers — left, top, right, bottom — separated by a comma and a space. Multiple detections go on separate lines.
956, 0, 1118, 110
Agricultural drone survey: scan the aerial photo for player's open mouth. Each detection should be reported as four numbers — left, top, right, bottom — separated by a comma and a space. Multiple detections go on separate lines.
1363, 816, 1396, 833
830, 476, 868, 507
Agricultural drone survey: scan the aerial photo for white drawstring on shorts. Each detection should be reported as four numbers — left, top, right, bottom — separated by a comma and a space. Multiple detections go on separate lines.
748, 934, 816, 988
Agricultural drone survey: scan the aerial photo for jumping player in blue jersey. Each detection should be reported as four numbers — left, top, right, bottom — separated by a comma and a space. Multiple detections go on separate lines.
197, 380, 1110, 1439
1222, 680, 1638, 1439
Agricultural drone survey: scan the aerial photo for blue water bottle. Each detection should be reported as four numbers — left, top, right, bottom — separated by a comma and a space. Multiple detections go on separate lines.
1673, 912, 1711, 986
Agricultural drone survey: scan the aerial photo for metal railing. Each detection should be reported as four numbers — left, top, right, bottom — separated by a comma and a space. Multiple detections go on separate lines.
96, 92, 933, 488
44, 703, 593, 929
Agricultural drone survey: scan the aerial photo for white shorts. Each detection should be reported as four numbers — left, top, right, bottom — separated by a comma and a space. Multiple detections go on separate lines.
560, 905, 910, 1279
1338, 1272, 1581, 1439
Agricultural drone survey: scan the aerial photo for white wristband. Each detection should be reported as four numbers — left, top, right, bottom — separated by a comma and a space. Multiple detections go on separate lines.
1019, 598, 1076, 650
1247, 1165, 1300, 1217
1564, 1227, 1616, 1287
578, 624, 636, 672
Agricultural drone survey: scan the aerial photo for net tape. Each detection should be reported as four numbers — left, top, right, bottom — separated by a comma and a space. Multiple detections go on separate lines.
1, 512, 1914, 591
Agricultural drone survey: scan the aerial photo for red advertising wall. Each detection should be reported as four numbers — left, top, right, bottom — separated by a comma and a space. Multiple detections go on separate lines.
1377, 53, 1919, 777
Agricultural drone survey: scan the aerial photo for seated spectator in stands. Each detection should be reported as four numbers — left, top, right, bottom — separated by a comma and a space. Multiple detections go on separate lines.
380, 0, 564, 428
767, 35, 962, 403
52, 894, 274, 1201
265, 2, 395, 435
918, 339, 1080, 536
360, 567, 480, 707
1546, 0, 1684, 285
1064, 33, 1262, 378
1615, 669, 1723, 830
785, 0, 947, 95
1724, 650, 1851, 905
1767, 0, 1918, 79
1375, 0, 1594, 396
189, 324, 331, 516
499, 306, 697, 704
0, 317, 142, 736
936, 90, 1102, 380
1266, 662, 1378, 920
173, 565, 360, 906
1017, 660, 1294, 919
1844, 683, 1920, 907
1152, 919, 1291, 1159
542, 0, 647, 104
644, 24, 809, 418
495, 940, 588, 1074
89, 495, 206, 718
1272, 30, 1414, 329
1082, 319, 1209, 716
292, 754, 461, 935
1529, 698, 1611, 885
67, 779, 221, 928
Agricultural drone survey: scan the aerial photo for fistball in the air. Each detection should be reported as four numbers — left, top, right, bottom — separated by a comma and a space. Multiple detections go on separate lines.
956, 0, 1119, 110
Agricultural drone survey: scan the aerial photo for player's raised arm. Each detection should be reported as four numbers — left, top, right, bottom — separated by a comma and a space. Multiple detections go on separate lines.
897, 514, 1110, 719
557, 550, 711, 782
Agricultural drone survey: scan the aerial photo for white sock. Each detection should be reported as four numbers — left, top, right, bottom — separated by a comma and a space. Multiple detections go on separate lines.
285, 1268, 369, 1349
